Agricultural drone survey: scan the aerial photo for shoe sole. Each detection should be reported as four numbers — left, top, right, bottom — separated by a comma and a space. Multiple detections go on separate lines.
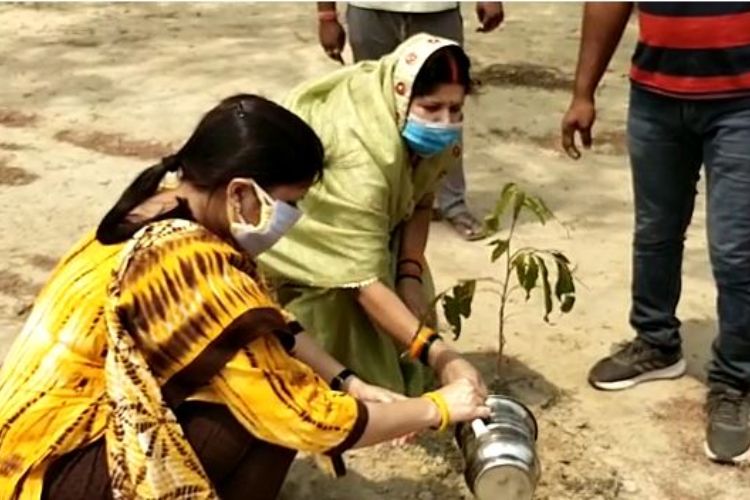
704, 441, 750, 464
590, 358, 687, 391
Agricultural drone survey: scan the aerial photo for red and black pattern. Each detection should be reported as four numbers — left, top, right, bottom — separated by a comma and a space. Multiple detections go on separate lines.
632, 2, 750, 98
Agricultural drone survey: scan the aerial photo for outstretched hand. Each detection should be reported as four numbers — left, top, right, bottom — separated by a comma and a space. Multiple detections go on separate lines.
561, 97, 596, 159
345, 377, 407, 403
318, 18, 346, 64
476, 2, 505, 33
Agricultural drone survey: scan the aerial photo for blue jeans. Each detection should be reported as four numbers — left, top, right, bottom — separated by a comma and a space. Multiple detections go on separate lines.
628, 85, 750, 390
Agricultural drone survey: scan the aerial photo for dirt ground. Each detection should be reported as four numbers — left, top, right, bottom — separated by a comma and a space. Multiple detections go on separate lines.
1, 2, 748, 499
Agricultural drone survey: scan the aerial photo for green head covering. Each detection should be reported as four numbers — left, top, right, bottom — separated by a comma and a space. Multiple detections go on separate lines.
260, 34, 464, 288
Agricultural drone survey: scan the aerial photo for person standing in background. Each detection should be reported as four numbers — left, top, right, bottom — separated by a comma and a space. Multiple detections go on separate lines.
561, 2, 750, 464
316, 1, 504, 241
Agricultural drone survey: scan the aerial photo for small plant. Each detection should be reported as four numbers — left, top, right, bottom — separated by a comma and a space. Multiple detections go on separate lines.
435, 183, 576, 380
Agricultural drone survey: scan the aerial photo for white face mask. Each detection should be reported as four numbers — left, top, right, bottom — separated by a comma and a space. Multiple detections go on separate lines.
229, 180, 302, 256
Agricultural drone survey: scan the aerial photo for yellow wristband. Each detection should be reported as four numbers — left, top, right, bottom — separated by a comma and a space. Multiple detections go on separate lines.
422, 391, 450, 432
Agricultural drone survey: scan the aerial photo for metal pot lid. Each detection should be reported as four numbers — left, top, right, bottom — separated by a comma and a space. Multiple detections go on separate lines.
484, 395, 538, 440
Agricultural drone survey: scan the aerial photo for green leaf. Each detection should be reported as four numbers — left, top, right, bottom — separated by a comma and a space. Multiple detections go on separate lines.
524, 195, 553, 226
554, 258, 576, 314
554, 260, 575, 300
561, 294, 576, 313
551, 251, 571, 265
512, 191, 527, 222
535, 196, 554, 221
489, 238, 510, 262
440, 280, 476, 340
494, 183, 518, 219
484, 214, 500, 233
454, 280, 476, 317
537, 257, 553, 322
513, 253, 528, 290
523, 255, 539, 300
441, 295, 462, 339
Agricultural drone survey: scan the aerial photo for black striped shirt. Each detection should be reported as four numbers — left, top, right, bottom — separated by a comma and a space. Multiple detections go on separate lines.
631, 2, 750, 98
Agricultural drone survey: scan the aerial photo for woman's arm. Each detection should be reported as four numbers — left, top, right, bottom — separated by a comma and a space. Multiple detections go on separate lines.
356, 277, 487, 394
395, 194, 436, 324
204, 339, 489, 455
292, 330, 405, 402
354, 398, 439, 447
355, 194, 487, 393
398, 193, 434, 270
357, 280, 422, 346
355, 378, 490, 447
357, 192, 433, 343
282, 193, 479, 399
291, 331, 347, 386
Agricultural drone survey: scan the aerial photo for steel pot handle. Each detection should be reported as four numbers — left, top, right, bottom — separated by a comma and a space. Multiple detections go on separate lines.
471, 418, 489, 437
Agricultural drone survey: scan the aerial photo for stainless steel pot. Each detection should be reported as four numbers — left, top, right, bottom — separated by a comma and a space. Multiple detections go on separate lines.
455, 395, 541, 500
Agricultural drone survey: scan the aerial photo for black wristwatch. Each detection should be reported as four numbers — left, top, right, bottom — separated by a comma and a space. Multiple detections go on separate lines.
330, 368, 356, 390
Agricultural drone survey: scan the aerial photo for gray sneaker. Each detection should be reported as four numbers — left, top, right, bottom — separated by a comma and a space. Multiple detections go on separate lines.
588, 338, 686, 391
705, 385, 750, 464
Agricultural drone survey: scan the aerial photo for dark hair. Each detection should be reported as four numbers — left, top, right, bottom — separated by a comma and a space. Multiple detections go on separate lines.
96, 94, 324, 244
412, 45, 472, 98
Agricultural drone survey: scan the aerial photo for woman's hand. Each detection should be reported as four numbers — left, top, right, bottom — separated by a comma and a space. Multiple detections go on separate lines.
396, 277, 435, 327
440, 357, 488, 398
346, 378, 415, 445
345, 377, 407, 403
434, 379, 491, 424
430, 344, 488, 398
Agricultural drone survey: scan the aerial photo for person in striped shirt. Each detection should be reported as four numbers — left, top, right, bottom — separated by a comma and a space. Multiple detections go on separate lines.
561, 2, 750, 464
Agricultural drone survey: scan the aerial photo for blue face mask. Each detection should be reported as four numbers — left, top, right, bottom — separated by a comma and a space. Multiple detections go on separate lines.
401, 115, 462, 158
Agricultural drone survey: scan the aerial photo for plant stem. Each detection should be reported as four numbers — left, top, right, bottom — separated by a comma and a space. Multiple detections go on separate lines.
497, 214, 519, 381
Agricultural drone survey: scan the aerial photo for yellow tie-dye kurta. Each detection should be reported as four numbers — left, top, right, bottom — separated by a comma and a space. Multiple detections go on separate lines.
0, 219, 365, 499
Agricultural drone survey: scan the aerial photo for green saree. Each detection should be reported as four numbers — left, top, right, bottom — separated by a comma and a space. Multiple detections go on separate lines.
259, 34, 462, 395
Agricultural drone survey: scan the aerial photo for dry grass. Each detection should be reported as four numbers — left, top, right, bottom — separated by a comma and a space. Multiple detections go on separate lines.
474, 62, 574, 92
0, 109, 38, 128
0, 157, 39, 186
26, 254, 59, 271
0, 269, 40, 297
54, 129, 175, 160
486, 127, 627, 156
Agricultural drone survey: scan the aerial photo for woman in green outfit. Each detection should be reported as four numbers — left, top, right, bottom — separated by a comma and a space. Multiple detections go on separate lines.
260, 34, 485, 396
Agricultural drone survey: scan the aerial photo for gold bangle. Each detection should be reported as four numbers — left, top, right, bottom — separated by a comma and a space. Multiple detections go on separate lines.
422, 391, 450, 432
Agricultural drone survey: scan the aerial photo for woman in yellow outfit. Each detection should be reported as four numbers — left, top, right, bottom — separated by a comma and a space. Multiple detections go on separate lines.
0, 94, 489, 500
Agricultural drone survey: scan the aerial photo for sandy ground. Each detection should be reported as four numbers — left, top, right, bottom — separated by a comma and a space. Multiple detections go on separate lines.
1, 2, 748, 499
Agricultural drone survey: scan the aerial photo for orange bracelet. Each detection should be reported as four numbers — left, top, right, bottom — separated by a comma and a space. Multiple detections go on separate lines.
408, 326, 436, 360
